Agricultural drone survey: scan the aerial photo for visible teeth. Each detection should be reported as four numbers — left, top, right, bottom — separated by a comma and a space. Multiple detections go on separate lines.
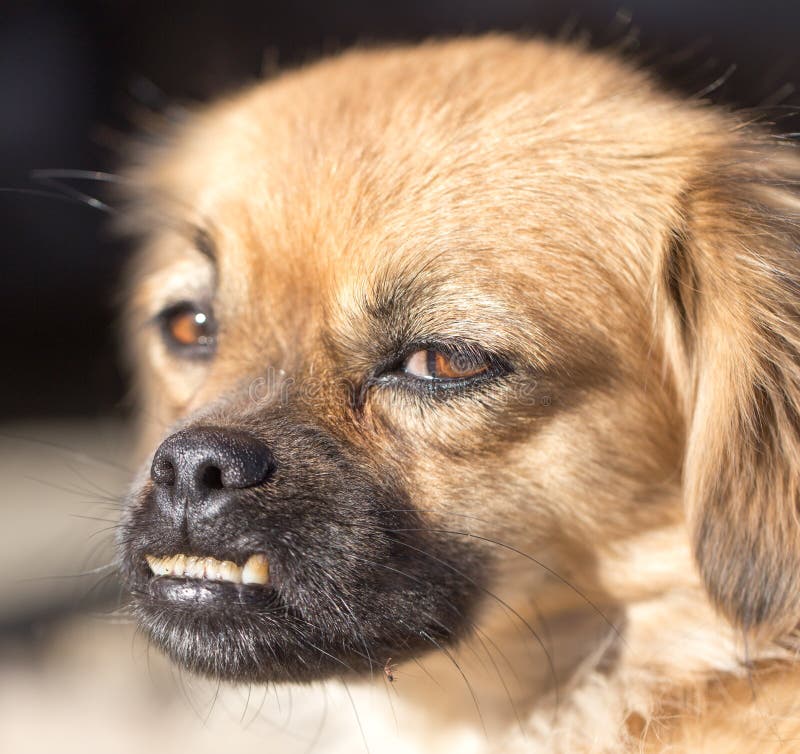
242, 554, 270, 585
173, 554, 186, 577
145, 553, 263, 586
145, 555, 170, 576
203, 557, 219, 580
219, 560, 242, 584
186, 556, 203, 579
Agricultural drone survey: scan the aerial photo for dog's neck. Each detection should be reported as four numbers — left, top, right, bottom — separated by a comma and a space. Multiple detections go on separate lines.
364, 523, 790, 753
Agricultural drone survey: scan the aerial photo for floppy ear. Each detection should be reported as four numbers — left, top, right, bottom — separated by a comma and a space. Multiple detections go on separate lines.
660, 134, 800, 638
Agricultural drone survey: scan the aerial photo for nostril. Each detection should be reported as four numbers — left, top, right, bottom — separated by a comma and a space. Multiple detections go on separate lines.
151, 456, 176, 486
200, 464, 224, 490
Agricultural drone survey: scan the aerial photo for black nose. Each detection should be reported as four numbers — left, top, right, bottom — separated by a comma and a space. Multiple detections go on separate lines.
151, 427, 274, 519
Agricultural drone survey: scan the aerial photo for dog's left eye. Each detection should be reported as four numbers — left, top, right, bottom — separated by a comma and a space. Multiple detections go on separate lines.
402, 348, 492, 381
158, 302, 216, 358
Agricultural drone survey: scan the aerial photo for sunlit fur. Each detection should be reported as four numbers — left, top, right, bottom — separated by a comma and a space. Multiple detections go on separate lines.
121, 35, 800, 753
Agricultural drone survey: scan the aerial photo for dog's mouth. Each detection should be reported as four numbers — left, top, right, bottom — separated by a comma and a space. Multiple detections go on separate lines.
120, 422, 489, 683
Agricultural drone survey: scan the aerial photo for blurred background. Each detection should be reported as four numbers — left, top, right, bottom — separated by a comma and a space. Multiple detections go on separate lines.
1, 1, 798, 752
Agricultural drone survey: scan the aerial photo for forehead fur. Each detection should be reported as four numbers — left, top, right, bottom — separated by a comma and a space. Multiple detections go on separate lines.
130, 35, 732, 302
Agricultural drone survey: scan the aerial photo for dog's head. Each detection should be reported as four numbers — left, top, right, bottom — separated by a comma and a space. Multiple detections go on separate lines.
119, 36, 800, 684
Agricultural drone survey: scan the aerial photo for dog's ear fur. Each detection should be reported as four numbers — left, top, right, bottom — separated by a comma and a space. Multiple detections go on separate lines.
658, 133, 800, 638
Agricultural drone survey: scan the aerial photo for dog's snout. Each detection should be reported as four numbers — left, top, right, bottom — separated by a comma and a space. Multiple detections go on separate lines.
151, 427, 274, 502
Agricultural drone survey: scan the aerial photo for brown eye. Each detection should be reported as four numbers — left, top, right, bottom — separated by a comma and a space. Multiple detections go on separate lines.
403, 349, 490, 380
159, 302, 216, 357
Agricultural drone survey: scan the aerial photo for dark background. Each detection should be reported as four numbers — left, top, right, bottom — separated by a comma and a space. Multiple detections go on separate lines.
2, 0, 799, 422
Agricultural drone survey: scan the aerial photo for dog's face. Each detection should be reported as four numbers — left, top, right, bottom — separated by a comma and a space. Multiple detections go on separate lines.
119, 37, 800, 684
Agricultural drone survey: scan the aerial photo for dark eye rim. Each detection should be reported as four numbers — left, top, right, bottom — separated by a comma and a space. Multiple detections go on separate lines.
156, 300, 218, 360
371, 339, 512, 395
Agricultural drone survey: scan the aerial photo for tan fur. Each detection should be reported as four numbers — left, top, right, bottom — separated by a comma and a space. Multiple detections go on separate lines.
123, 35, 800, 752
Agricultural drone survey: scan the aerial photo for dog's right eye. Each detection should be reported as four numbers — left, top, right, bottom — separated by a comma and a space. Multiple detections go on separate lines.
158, 302, 217, 358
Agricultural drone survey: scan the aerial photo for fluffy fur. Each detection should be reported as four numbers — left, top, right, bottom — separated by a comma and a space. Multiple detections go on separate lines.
119, 35, 800, 752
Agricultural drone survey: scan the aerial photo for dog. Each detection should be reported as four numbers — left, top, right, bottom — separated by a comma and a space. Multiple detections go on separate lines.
118, 35, 800, 753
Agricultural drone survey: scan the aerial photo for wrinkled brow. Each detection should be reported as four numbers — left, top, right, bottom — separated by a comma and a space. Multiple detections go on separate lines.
192, 226, 217, 263
327, 260, 558, 371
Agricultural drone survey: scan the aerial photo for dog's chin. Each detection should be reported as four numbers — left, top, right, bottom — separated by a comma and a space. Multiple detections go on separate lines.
128, 569, 481, 683
130, 579, 354, 682
132, 578, 293, 681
